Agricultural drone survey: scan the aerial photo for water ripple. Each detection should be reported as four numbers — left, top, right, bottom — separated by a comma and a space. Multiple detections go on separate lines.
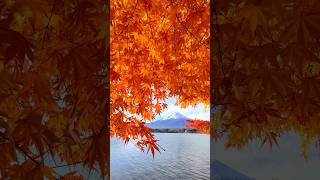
111, 133, 210, 180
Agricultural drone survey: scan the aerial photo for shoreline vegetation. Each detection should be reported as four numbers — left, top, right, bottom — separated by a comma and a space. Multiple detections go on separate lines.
150, 128, 199, 133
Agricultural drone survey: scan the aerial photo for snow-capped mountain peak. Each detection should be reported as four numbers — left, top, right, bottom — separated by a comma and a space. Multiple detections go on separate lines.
165, 112, 189, 120
147, 112, 190, 129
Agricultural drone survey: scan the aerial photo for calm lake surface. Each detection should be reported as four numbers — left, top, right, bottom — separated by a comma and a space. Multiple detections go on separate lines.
111, 133, 210, 180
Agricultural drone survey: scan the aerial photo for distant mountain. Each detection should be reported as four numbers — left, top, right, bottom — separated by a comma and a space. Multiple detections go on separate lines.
147, 112, 191, 129
165, 112, 189, 120
212, 160, 255, 180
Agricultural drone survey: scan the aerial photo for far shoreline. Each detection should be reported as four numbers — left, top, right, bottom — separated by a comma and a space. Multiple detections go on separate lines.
150, 128, 199, 133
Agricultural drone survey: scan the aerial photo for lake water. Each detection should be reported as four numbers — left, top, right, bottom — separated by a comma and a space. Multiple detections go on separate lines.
111, 133, 210, 180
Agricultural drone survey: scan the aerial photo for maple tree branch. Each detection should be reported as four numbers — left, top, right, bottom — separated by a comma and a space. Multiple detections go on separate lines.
46, 0, 57, 29
41, 0, 57, 48
175, 14, 209, 49
155, 143, 166, 151
50, 161, 84, 169
15, 145, 40, 165
169, 0, 209, 49
113, 0, 139, 37
32, 139, 68, 160
229, 47, 239, 79
212, 0, 225, 79
0, 132, 40, 165
87, 168, 93, 180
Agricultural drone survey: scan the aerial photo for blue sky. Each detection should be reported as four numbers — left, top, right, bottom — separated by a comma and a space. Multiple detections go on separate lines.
155, 97, 210, 120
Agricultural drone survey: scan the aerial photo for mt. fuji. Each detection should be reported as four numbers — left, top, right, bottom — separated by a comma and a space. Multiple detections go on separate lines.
164, 112, 189, 120
147, 112, 191, 129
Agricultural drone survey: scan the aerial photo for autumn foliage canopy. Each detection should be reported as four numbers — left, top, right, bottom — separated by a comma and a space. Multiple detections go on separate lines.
211, 0, 320, 157
0, 0, 108, 179
110, 0, 210, 154
1, 0, 320, 179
